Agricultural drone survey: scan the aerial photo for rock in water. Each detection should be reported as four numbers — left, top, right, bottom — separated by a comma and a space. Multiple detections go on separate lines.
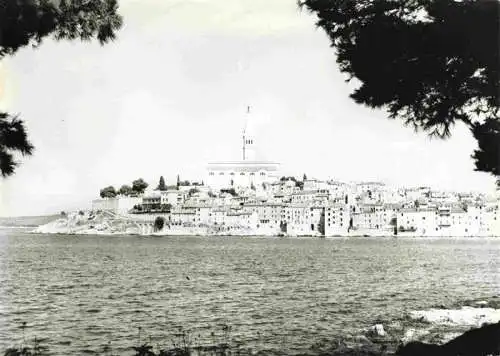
396, 341, 441, 356
442, 321, 500, 356
400, 328, 431, 344
367, 324, 387, 337
396, 321, 500, 356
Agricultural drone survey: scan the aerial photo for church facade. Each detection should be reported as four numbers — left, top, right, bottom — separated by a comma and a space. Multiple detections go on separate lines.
206, 108, 280, 190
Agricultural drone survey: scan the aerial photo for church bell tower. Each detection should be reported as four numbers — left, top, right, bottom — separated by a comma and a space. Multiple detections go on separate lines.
242, 106, 256, 161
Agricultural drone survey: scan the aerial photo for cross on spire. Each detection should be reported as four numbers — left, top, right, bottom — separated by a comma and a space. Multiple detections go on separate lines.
242, 105, 254, 161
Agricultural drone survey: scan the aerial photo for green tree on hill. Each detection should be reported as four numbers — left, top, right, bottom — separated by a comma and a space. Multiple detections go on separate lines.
154, 216, 165, 232
156, 176, 167, 191
221, 188, 238, 197
132, 178, 148, 194
100, 186, 117, 198
119, 184, 132, 196
300, 0, 499, 176
0, 0, 123, 177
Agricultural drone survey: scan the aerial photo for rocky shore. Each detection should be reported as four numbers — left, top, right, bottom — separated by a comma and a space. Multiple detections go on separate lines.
32, 211, 288, 237
315, 298, 500, 356
4, 319, 499, 356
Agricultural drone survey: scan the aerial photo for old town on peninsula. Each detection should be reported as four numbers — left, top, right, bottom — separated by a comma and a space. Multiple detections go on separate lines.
36, 109, 500, 238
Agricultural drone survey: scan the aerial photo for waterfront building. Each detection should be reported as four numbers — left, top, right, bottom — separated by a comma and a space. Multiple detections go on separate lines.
170, 206, 197, 226
281, 204, 324, 236
398, 207, 440, 235
395, 203, 495, 237
353, 203, 395, 231
243, 203, 280, 227
225, 209, 257, 229
178, 204, 211, 225
324, 203, 350, 236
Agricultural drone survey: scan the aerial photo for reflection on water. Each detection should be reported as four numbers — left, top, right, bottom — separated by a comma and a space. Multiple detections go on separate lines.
0, 231, 498, 355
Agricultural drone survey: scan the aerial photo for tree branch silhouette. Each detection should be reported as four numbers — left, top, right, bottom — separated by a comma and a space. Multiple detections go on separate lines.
300, 0, 499, 176
0, 0, 123, 177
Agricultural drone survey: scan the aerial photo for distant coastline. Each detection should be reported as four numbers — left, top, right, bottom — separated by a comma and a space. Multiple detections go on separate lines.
0, 215, 60, 228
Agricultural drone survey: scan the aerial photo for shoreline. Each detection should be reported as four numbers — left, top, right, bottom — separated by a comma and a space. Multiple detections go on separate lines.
3, 305, 499, 356
27, 229, 500, 239
27, 210, 499, 239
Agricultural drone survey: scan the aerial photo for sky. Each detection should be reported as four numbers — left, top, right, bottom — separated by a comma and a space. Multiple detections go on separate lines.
0, 0, 496, 216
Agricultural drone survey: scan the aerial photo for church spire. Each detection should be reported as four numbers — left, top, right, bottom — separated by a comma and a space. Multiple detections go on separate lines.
242, 106, 255, 161
243, 106, 248, 160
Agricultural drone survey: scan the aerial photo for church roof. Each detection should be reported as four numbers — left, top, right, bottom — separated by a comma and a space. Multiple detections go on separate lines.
207, 161, 280, 172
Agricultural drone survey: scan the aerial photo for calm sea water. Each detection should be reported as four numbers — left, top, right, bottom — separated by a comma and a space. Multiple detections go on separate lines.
0, 230, 499, 355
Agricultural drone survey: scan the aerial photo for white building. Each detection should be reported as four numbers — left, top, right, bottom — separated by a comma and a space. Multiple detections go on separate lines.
353, 204, 396, 231
92, 196, 142, 214
206, 161, 280, 189
324, 203, 350, 236
281, 205, 324, 236
206, 108, 280, 190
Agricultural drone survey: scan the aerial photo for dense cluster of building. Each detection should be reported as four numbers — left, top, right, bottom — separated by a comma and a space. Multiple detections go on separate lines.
92, 111, 500, 237
92, 177, 499, 237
